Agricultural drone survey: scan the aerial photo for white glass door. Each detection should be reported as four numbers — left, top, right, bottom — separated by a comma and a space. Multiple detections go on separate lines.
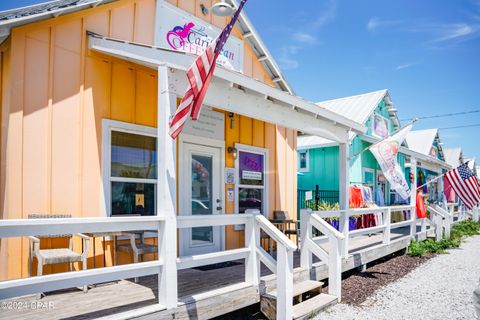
181, 143, 223, 256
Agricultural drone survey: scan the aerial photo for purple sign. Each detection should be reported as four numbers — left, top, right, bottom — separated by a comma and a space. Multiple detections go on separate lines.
239, 151, 264, 185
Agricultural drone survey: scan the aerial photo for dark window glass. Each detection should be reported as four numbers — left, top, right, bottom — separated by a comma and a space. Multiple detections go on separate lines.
111, 131, 157, 179
238, 188, 262, 213
111, 182, 155, 216
300, 151, 307, 169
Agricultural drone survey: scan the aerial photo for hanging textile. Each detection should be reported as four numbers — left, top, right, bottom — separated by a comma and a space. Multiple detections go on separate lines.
375, 186, 385, 206
349, 186, 363, 208
416, 192, 427, 218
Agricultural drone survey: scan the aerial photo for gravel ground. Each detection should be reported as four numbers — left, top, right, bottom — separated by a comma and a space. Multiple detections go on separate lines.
319, 235, 480, 320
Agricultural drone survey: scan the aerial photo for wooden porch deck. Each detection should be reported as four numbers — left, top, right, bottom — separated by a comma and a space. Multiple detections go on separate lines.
0, 226, 419, 320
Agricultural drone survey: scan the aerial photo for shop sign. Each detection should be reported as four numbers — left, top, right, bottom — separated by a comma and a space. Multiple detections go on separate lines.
239, 151, 264, 185
372, 114, 389, 139
157, 2, 244, 72
183, 108, 225, 140
242, 170, 262, 180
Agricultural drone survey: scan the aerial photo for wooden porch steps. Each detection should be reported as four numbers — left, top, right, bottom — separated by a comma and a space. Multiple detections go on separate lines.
260, 280, 337, 320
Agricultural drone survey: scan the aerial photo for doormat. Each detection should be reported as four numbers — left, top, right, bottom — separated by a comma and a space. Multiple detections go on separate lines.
193, 261, 242, 271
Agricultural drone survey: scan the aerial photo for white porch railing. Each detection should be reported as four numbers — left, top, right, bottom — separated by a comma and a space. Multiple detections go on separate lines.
305, 205, 417, 257
0, 212, 297, 320
300, 209, 344, 301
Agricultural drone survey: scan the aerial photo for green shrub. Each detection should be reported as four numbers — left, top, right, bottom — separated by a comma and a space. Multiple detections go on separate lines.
407, 219, 480, 257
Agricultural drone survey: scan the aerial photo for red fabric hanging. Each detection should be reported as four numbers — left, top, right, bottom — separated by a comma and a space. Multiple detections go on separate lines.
416, 192, 427, 218
349, 186, 363, 208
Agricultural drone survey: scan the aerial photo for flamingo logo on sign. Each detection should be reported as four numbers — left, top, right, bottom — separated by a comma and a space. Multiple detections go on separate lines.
165, 22, 236, 64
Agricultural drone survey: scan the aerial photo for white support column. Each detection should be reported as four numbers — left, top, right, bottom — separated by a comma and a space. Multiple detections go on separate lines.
157, 65, 178, 309
438, 169, 444, 204
276, 246, 293, 320
339, 142, 350, 257
300, 209, 312, 269
409, 157, 417, 238
473, 206, 479, 223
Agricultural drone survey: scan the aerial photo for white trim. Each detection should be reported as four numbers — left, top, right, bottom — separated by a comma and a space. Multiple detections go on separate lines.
101, 119, 158, 217
298, 149, 310, 172
234, 144, 269, 227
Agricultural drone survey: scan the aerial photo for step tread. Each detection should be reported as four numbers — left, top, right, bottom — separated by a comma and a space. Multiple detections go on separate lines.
292, 293, 337, 319
265, 280, 324, 298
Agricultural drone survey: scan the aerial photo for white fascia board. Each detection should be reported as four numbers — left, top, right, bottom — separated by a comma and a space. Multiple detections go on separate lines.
87, 34, 365, 138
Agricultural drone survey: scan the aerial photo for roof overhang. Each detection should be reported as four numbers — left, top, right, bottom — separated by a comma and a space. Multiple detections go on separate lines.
0, 0, 117, 44
88, 32, 365, 143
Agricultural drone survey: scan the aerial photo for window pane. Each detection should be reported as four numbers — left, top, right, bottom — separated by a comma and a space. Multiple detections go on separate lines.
300, 151, 307, 169
111, 182, 155, 216
111, 131, 157, 179
238, 188, 262, 213
239, 151, 264, 185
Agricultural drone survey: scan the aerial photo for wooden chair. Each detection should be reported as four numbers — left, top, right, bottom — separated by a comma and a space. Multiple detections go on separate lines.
28, 214, 90, 298
116, 231, 157, 282
271, 211, 299, 247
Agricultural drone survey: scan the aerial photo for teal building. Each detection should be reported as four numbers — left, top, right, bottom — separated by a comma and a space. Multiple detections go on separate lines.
297, 90, 405, 206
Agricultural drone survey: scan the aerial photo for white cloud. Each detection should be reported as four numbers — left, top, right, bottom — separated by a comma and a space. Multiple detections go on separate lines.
396, 63, 414, 70
278, 45, 300, 70
432, 23, 478, 42
367, 17, 403, 31
312, 0, 337, 29
291, 32, 318, 44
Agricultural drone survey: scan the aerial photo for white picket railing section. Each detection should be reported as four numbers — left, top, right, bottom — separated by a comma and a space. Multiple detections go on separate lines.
300, 209, 344, 300
0, 211, 297, 320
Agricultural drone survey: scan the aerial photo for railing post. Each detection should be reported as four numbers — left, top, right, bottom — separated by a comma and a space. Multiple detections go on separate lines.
473, 206, 479, 222
383, 208, 391, 244
339, 210, 349, 257
157, 65, 178, 309
434, 213, 442, 241
276, 245, 293, 320
409, 157, 417, 239
245, 210, 259, 286
328, 236, 342, 302
300, 209, 312, 269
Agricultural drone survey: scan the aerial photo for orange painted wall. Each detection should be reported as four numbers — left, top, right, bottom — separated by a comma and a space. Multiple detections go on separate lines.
0, 0, 297, 280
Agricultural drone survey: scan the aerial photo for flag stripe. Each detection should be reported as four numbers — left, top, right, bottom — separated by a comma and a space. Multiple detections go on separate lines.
445, 163, 480, 210
169, 0, 247, 139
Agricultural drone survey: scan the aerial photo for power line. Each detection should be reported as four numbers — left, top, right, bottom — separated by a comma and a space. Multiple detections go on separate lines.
438, 123, 480, 130
401, 109, 480, 121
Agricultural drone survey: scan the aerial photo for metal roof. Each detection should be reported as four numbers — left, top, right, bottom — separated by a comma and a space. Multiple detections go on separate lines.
405, 128, 443, 158
297, 89, 401, 148
443, 147, 463, 167
0, 0, 293, 95
316, 89, 388, 126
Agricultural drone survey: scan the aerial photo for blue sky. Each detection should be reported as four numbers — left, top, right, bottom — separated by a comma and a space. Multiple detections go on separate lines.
243, 0, 480, 162
1, 0, 479, 162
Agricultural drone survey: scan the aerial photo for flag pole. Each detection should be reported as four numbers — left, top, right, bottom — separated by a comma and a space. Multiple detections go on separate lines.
349, 118, 418, 160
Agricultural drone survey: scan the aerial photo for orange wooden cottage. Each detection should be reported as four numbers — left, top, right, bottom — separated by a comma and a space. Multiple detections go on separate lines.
0, 1, 363, 318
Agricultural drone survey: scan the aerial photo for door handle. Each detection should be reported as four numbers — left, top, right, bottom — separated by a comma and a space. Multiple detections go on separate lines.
216, 206, 223, 211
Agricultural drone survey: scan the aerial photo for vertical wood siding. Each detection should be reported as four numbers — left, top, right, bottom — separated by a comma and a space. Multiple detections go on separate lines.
0, 0, 297, 279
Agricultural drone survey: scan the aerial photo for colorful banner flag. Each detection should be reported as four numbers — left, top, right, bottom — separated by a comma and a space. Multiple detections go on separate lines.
369, 124, 413, 200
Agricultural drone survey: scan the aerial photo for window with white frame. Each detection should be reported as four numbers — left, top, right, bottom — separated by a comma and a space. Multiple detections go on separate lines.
103, 120, 157, 216
235, 144, 268, 217
298, 149, 309, 172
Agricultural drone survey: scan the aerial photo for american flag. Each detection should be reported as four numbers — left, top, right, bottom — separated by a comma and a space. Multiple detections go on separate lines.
445, 162, 480, 210
169, 0, 247, 139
